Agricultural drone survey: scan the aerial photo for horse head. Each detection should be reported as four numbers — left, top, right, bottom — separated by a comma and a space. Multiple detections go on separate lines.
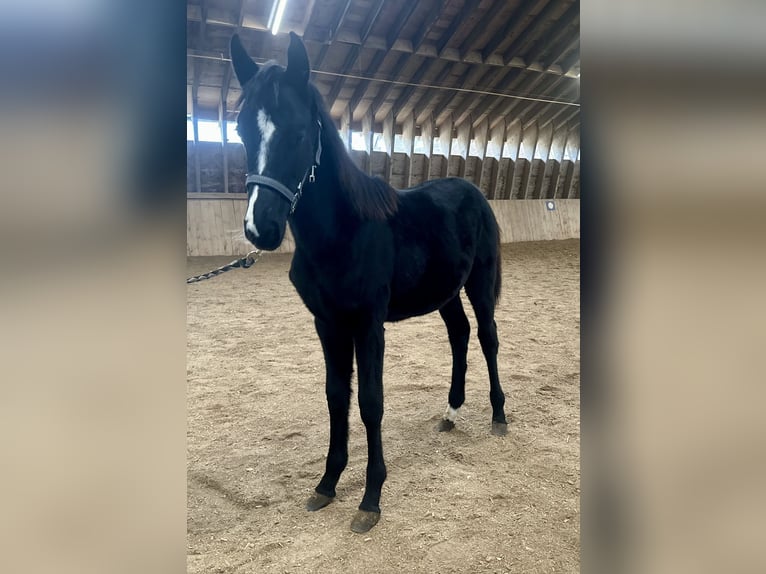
231, 32, 321, 250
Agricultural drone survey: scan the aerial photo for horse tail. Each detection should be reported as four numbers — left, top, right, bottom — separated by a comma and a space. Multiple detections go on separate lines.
494, 218, 502, 305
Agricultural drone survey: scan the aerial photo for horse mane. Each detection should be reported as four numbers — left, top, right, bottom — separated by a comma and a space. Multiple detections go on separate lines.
238, 63, 397, 221
307, 83, 398, 221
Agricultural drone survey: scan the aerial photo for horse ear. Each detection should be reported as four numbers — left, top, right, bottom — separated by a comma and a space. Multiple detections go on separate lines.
230, 34, 258, 87
284, 31, 310, 90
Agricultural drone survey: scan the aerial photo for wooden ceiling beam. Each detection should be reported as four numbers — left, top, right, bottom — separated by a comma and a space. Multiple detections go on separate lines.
329, 0, 354, 43
409, 60, 454, 122
436, 0, 474, 55
524, 2, 579, 64
468, 68, 528, 127
501, 0, 562, 64
368, 52, 410, 117
489, 70, 552, 129
558, 45, 580, 74
347, 50, 389, 118
386, 1, 419, 49
362, 0, 387, 45
433, 64, 491, 127
389, 57, 438, 118
545, 35, 579, 69
412, 63, 473, 126
453, 65, 518, 127
481, 0, 539, 61
458, 0, 505, 60
513, 73, 571, 123
411, 0, 447, 53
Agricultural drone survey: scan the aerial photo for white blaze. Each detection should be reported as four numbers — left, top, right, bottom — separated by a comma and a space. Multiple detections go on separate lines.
245, 109, 276, 238
245, 186, 259, 237
257, 109, 275, 175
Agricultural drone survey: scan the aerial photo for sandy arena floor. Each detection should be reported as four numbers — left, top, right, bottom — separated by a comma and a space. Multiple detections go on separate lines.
187, 239, 580, 573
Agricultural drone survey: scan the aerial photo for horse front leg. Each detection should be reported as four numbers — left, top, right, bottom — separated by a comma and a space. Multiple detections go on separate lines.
350, 318, 387, 533
306, 318, 353, 512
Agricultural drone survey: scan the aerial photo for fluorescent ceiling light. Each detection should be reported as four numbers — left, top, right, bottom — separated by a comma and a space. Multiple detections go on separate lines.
270, 0, 288, 35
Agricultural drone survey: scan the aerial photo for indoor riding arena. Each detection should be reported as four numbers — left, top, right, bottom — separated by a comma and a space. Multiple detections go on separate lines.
187, 1, 580, 572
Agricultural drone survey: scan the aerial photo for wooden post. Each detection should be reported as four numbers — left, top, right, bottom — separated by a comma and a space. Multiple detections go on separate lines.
542, 124, 568, 199
192, 66, 201, 194
382, 108, 395, 185
421, 114, 434, 181
520, 121, 539, 199
473, 117, 491, 196
219, 94, 229, 193
362, 107, 374, 175
564, 127, 580, 163
339, 107, 352, 150
439, 116, 452, 177
454, 119, 471, 178
484, 119, 505, 199
530, 122, 553, 198
402, 112, 415, 186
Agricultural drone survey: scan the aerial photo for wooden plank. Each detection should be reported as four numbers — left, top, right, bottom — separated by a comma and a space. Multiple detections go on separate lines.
186, 198, 194, 255
187, 200, 202, 256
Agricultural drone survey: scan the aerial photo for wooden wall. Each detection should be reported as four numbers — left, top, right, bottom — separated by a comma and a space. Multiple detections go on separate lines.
187, 196, 579, 256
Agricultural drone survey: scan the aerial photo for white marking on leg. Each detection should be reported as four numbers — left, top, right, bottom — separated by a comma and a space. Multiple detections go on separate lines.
256, 109, 275, 175
444, 405, 460, 422
245, 185, 259, 237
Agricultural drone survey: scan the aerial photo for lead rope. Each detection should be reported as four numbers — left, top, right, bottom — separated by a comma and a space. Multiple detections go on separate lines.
186, 250, 261, 284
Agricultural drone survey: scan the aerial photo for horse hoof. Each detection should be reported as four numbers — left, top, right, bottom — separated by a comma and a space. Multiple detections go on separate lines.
305, 492, 334, 511
437, 419, 455, 432
350, 510, 380, 533
491, 421, 508, 436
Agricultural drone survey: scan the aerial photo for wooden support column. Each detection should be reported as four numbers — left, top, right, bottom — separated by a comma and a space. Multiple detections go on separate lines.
192, 63, 201, 194
454, 119, 471, 179
505, 121, 524, 199
542, 124, 568, 199
362, 107, 374, 175
421, 115, 434, 182
437, 116, 453, 179
219, 94, 229, 193
473, 117, 491, 196
382, 109, 395, 185
519, 121, 539, 199
567, 158, 580, 198
484, 119, 505, 199
402, 113, 415, 187
498, 119, 521, 199
530, 122, 554, 199
339, 107, 352, 150
564, 128, 580, 164
553, 128, 573, 198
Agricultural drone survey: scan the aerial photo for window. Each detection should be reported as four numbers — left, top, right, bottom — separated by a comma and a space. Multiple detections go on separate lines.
393, 133, 405, 153
372, 133, 386, 152
186, 119, 242, 144
351, 131, 366, 151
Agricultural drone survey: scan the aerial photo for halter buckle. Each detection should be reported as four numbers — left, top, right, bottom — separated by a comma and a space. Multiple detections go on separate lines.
308, 165, 316, 183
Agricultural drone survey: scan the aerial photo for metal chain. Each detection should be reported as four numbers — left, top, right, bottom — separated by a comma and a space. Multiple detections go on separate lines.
186, 250, 261, 284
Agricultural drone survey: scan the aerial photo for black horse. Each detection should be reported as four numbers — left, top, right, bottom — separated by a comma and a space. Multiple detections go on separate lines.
232, 32, 508, 533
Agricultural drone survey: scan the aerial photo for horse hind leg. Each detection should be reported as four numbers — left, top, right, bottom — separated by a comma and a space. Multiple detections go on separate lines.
437, 295, 470, 432
464, 263, 509, 436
